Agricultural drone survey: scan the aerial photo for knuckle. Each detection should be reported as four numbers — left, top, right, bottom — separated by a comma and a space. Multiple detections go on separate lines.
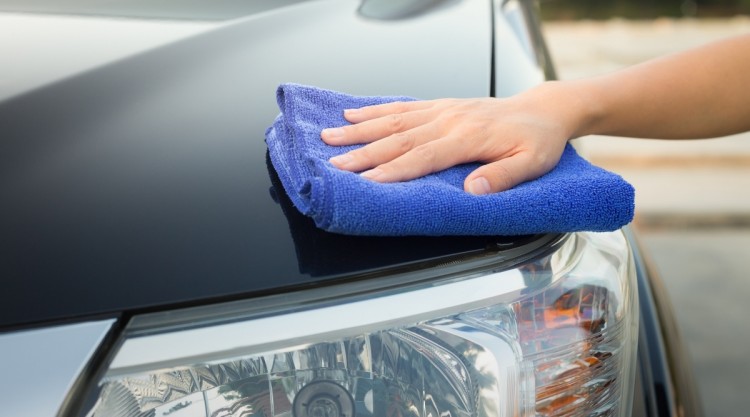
521, 147, 552, 173
451, 135, 473, 161
492, 164, 515, 191
453, 132, 472, 149
413, 144, 437, 167
475, 121, 491, 141
530, 151, 548, 168
351, 146, 374, 165
388, 113, 405, 132
450, 132, 481, 162
392, 132, 416, 153
441, 111, 460, 126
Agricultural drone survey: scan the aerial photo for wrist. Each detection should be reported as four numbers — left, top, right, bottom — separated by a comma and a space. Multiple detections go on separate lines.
531, 80, 606, 140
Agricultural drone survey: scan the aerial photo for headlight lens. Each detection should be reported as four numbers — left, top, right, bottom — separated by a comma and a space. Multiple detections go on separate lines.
86, 231, 637, 417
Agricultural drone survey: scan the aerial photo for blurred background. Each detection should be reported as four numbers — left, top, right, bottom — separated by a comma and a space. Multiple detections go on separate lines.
542, 0, 750, 19
540, 3, 749, 416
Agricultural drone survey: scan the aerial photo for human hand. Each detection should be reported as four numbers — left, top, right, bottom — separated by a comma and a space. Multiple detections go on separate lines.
320, 82, 582, 195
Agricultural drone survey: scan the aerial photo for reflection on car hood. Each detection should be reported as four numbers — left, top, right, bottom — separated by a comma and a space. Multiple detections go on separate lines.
0, 0, 534, 330
0, 0, 307, 20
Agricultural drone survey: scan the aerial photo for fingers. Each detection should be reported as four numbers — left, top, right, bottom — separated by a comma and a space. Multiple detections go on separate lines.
329, 124, 438, 172
320, 101, 434, 146
319, 94, 570, 194
344, 100, 434, 123
358, 136, 476, 183
464, 154, 541, 195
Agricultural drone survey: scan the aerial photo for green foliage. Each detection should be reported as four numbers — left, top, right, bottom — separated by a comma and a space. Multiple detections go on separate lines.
541, 0, 750, 20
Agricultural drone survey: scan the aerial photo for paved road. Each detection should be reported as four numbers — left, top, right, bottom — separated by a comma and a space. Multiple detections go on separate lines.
544, 19, 750, 417
638, 229, 750, 416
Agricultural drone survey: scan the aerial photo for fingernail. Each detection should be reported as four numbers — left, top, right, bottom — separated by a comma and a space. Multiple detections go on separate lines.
361, 168, 383, 180
322, 127, 345, 139
330, 154, 353, 166
468, 177, 491, 195
344, 108, 360, 117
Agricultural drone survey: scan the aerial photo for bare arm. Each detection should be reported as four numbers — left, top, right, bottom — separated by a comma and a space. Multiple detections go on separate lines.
321, 34, 750, 195
574, 33, 750, 139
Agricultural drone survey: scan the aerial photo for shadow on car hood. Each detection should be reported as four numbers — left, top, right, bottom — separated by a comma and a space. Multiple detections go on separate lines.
0, 0, 539, 330
265, 152, 544, 277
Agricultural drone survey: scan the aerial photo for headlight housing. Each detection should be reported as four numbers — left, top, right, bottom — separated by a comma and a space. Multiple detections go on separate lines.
85, 231, 637, 417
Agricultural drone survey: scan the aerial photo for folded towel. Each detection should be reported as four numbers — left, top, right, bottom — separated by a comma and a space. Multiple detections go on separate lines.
266, 83, 634, 236
266, 153, 538, 276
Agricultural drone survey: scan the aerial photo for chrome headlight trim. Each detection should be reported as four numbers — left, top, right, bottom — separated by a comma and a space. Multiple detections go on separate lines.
111, 266, 532, 377
84, 231, 638, 417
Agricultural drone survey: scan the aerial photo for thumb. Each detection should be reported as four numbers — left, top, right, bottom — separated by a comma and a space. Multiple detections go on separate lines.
464, 154, 540, 195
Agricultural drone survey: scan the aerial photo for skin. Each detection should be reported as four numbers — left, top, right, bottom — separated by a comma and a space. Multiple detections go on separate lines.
320, 34, 750, 195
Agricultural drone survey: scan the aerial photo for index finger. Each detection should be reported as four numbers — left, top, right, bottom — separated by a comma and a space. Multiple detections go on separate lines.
360, 135, 477, 183
344, 100, 435, 123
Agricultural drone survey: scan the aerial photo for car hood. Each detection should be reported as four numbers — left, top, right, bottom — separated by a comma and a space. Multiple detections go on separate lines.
0, 0, 544, 330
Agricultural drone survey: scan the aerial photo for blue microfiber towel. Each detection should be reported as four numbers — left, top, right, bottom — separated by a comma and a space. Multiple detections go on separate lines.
266, 83, 634, 236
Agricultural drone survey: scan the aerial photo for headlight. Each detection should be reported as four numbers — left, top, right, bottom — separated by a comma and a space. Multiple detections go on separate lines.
84, 231, 637, 417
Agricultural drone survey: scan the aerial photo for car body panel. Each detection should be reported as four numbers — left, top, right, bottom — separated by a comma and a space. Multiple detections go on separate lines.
0, 0, 501, 329
493, 0, 546, 97
0, 319, 115, 417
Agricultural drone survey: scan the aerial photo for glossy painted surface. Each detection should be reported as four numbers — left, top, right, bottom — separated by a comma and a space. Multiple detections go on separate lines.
0, 0, 306, 20
0, 13, 216, 101
493, 0, 546, 97
0, 0, 531, 330
0, 319, 115, 417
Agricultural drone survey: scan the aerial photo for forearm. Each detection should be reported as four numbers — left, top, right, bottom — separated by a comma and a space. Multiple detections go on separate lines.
322, 34, 750, 194
568, 34, 750, 140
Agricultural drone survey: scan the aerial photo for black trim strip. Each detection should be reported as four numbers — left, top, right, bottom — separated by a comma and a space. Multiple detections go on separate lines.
57, 315, 124, 417
489, 0, 496, 97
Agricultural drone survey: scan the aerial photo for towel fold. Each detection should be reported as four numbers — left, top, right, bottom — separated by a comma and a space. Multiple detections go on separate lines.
265, 83, 634, 236
266, 153, 535, 276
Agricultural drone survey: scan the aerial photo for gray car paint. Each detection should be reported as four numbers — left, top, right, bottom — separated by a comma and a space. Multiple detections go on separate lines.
0, 320, 114, 417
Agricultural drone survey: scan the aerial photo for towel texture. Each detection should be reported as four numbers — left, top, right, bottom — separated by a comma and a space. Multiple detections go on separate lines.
266, 83, 634, 236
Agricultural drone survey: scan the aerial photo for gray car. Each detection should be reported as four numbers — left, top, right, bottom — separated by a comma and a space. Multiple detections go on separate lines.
0, 1, 701, 416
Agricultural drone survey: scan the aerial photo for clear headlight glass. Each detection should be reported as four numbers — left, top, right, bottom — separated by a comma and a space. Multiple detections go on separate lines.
85, 231, 637, 417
